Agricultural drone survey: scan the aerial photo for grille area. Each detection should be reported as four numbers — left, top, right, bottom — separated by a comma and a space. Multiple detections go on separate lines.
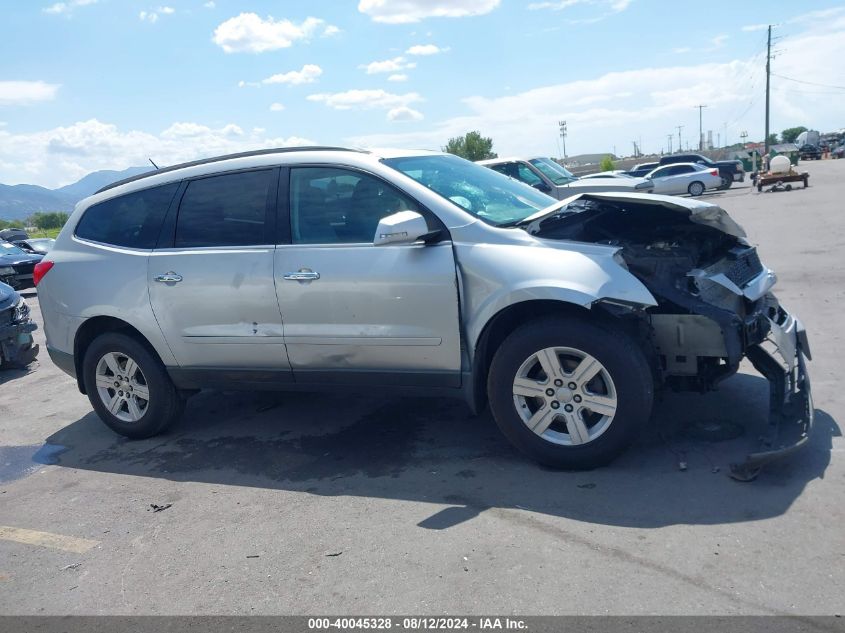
724, 248, 763, 287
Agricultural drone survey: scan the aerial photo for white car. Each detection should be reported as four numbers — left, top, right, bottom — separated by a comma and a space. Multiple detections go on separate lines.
580, 170, 640, 180
478, 157, 654, 198
645, 163, 722, 197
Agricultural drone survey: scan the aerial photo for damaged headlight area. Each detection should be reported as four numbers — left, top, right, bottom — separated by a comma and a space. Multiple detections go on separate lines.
529, 195, 813, 477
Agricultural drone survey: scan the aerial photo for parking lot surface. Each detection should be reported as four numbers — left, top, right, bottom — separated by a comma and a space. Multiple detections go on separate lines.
1, 161, 843, 615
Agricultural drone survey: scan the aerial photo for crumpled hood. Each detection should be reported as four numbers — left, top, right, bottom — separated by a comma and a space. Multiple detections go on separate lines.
571, 192, 748, 238
0, 281, 17, 311
526, 191, 748, 238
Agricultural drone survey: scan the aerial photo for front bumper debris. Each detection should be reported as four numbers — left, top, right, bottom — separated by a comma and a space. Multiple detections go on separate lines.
0, 320, 39, 367
729, 307, 812, 481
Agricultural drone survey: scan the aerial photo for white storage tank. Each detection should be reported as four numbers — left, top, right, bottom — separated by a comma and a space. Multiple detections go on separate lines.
770, 155, 791, 174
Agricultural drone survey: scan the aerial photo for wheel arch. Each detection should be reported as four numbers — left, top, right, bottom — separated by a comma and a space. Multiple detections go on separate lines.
469, 299, 595, 414
73, 316, 168, 394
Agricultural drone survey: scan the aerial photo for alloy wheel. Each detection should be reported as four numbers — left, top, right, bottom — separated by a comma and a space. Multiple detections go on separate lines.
94, 351, 150, 423
512, 346, 617, 446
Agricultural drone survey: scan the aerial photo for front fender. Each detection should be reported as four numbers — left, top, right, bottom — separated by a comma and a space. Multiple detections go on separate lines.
455, 241, 657, 357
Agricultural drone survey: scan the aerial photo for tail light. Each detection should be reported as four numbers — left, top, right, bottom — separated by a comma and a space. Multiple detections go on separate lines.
710, 169, 719, 177
33, 260, 54, 286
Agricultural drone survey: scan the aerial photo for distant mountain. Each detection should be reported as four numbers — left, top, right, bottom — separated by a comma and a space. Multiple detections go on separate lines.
54, 166, 152, 201
0, 166, 151, 221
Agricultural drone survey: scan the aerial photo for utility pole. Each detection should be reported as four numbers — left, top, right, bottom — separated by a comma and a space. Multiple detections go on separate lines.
764, 25, 772, 154
694, 105, 707, 151
558, 120, 567, 160
667, 134, 673, 154
676, 125, 684, 154
631, 141, 639, 158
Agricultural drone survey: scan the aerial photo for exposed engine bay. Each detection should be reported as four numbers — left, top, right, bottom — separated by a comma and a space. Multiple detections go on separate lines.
526, 195, 812, 479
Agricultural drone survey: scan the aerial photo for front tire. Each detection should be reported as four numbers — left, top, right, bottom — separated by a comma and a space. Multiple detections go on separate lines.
688, 181, 705, 196
82, 332, 184, 439
487, 316, 653, 469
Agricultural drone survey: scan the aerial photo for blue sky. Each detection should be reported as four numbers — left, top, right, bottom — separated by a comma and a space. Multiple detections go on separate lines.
1, 0, 844, 187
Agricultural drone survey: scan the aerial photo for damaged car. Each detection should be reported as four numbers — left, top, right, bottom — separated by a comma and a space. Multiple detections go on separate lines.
0, 280, 39, 368
36, 148, 810, 478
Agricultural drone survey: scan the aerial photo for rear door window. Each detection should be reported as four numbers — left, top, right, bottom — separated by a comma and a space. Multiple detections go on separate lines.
174, 170, 274, 248
75, 183, 179, 249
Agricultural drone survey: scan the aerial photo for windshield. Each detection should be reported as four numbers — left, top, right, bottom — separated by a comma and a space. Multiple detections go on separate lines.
0, 240, 26, 255
383, 154, 554, 226
528, 158, 577, 185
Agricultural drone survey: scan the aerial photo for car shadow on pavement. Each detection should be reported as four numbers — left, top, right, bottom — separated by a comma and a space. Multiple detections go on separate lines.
37, 370, 839, 530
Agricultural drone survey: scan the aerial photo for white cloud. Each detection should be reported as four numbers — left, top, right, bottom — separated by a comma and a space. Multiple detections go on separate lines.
139, 6, 175, 22
742, 23, 768, 32
212, 13, 334, 53
361, 56, 416, 74
406, 44, 445, 56
204, 1, 215, 7
0, 119, 316, 187
358, 0, 500, 23
387, 74, 409, 82
527, 0, 632, 23
388, 106, 424, 122
262, 64, 323, 85
307, 89, 421, 111
43, 0, 97, 16
672, 47, 691, 54
348, 19, 845, 158
0, 81, 60, 106
322, 24, 341, 36
270, 103, 285, 112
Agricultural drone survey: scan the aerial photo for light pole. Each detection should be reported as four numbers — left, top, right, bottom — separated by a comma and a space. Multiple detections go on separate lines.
558, 120, 567, 161
694, 104, 707, 151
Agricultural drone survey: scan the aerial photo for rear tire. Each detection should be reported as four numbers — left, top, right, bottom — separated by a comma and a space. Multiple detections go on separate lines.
487, 316, 653, 469
688, 181, 705, 196
82, 332, 184, 439
718, 175, 733, 190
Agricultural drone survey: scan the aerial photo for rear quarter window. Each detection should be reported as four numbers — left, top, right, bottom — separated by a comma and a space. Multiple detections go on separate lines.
75, 183, 179, 249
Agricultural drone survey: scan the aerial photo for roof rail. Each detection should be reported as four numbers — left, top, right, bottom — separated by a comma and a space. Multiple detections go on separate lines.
95, 146, 364, 194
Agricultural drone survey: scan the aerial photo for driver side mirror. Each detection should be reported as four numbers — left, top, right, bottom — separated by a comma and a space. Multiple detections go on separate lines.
373, 211, 432, 246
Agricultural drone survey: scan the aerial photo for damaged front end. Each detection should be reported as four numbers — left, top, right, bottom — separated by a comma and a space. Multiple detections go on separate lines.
0, 282, 39, 368
526, 193, 813, 477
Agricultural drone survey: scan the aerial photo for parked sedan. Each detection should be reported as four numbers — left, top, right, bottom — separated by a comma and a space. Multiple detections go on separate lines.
644, 163, 722, 196
478, 156, 654, 198
14, 238, 56, 255
0, 240, 43, 290
625, 162, 659, 178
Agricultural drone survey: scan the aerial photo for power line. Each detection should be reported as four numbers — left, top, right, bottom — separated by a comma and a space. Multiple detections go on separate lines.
771, 72, 845, 90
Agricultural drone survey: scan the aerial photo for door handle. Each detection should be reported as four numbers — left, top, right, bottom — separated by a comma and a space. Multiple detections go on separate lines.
283, 270, 320, 281
154, 272, 183, 283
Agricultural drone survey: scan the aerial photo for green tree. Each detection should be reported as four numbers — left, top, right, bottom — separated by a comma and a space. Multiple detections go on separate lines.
28, 211, 69, 230
599, 155, 616, 172
765, 133, 779, 147
781, 126, 808, 144
0, 218, 26, 230
442, 131, 497, 161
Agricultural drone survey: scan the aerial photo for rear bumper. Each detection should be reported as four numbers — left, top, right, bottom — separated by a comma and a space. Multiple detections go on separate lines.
47, 345, 76, 378
733, 172, 745, 182
0, 320, 39, 367
730, 308, 813, 481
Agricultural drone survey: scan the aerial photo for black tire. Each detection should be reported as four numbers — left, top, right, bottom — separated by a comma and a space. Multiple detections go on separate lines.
487, 316, 653, 469
687, 181, 705, 196
718, 175, 733, 190
82, 332, 184, 439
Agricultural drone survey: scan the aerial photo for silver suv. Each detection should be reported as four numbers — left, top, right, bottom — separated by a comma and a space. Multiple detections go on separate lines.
36, 147, 812, 475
